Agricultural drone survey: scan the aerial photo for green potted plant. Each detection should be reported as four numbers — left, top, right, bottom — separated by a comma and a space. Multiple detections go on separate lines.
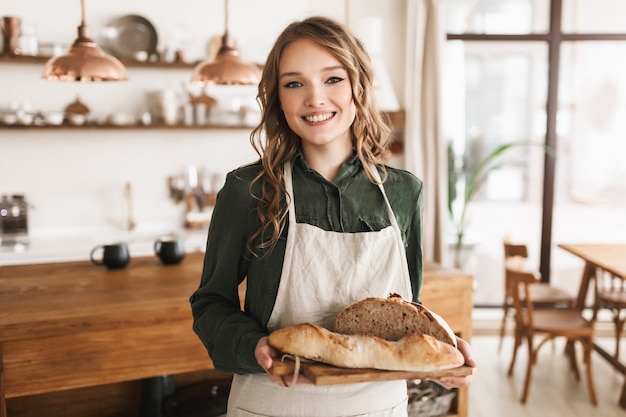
447, 141, 554, 268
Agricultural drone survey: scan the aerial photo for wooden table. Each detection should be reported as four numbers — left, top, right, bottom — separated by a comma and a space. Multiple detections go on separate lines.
0, 254, 472, 417
558, 243, 626, 408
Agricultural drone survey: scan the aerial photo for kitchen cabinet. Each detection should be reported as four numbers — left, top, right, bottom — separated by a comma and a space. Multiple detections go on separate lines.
0, 254, 471, 417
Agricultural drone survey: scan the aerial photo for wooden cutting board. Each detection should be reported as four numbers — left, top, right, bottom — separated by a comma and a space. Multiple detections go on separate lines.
269, 358, 473, 385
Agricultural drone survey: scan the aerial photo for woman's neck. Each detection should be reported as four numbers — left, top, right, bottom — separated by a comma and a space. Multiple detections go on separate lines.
302, 141, 353, 182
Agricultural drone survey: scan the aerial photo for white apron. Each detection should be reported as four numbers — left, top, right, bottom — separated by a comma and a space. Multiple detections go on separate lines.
227, 161, 413, 417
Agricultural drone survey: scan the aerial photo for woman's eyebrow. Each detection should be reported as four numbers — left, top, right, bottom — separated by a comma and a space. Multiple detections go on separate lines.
279, 66, 346, 80
279, 71, 300, 80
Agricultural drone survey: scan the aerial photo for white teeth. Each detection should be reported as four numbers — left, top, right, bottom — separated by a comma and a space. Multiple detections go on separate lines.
304, 113, 333, 122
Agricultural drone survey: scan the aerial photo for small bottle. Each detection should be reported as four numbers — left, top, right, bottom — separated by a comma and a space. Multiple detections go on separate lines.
159, 89, 178, 125
195, 103, 207, 125
19, 23, 38, 56
2, 16, 22, 56
183, 103, 194, 126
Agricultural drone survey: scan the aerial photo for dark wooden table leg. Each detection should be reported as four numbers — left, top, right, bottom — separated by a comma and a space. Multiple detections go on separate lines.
593, 342, 626, 409
576, 263, 596, 310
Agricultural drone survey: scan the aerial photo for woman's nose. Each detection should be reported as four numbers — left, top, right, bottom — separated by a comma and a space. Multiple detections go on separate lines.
305, 85, 326, 107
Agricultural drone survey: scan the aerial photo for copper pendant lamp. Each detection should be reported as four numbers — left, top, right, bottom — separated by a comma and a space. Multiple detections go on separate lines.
190, 0, 261, 85
42, 0, 127, 82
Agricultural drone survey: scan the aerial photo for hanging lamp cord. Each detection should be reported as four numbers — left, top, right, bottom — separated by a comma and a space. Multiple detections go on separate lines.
80, 0, 86, 26
224, 0, 229, 35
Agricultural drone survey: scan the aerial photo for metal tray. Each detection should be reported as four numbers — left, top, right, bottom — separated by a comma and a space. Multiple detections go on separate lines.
101, 14, 158, 60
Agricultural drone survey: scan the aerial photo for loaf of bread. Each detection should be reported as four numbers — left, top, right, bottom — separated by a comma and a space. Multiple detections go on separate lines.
333, 294, 457, 347
268, 322, 464, 372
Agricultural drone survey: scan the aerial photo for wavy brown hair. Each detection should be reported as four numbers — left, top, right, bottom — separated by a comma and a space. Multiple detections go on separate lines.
248, 15, 392, 257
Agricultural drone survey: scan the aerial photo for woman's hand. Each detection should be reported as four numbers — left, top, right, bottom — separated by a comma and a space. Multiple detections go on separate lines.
255, 336, 312, 387
428, 336, 477, 389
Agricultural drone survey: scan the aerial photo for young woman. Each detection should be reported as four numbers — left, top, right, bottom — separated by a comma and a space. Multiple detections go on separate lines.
190, 15, 475, 417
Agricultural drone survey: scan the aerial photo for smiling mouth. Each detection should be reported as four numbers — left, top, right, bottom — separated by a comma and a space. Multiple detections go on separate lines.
303, 112, 335, 123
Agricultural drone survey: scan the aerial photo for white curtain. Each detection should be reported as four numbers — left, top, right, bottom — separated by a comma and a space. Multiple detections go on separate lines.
403, 0, 447, 264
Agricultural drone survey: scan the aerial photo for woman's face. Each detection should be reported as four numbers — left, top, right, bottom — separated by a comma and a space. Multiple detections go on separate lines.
278, 38, 356, 152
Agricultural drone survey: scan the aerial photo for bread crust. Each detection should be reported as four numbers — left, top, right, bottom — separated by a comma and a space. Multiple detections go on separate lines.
332, 294, 457, 347
268, 323, 464, 372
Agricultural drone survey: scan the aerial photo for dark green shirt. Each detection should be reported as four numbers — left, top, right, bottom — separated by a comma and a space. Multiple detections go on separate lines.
190, 152, 424, 374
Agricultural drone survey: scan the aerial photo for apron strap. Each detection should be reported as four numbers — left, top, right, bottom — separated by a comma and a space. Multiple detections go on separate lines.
284, 161, 296, 224
370, 164, 401, 232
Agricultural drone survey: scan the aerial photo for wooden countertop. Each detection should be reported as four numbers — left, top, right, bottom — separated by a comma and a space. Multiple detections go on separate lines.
0, 252, 207, 343
0, 252, 211, 403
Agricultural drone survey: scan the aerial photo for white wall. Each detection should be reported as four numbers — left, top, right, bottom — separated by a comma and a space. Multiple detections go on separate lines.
0, 0, 407, 241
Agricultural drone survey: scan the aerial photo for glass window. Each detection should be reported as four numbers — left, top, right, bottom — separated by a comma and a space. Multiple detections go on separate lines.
446, 0, 550, 34
443, 41, 548, 305
562, 0, 626, 33
550, 40, 626, 294
557, 41, 626, 206
444, 41, 548, 206
552, 40, 626, 223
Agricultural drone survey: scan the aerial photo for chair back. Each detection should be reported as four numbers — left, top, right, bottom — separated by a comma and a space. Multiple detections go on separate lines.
503, 237, 529, 260
505, 263, 541, 332
503, 238, 530, 274
595, 270, 626, 294
592, 264, 626, 359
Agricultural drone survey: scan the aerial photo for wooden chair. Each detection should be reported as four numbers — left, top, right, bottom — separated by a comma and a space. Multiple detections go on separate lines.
506, 263, 597, 405
591, 270, 626, 359
498, 238, 573, 352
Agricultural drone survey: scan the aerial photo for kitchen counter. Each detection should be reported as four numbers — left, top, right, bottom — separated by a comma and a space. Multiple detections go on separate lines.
0, 254, 472, 417
0, 252, 214, 417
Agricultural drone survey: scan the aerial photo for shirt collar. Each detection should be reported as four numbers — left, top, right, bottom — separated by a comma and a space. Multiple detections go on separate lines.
292, 149, 361, 173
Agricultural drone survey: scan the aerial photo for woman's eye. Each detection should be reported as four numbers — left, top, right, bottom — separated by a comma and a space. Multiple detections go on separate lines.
327, 76, 344, 84
284, 81, 302, 88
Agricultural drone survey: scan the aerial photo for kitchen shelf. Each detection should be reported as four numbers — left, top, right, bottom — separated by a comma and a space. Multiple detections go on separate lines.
0, 122, 251, 130
0, 111, 405, 131
0, 53, 199, 69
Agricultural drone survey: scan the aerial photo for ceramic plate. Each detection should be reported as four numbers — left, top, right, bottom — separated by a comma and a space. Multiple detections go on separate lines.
102, 14, 158, 60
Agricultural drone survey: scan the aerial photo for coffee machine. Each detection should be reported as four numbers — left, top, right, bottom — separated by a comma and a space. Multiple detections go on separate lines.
0, 194, 29, 246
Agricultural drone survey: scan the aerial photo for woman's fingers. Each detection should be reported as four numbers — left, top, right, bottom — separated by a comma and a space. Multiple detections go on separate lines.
255, 337, 313, 386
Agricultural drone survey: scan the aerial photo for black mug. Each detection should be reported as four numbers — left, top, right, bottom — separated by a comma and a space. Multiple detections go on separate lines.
90, 242, 130, 269
154, 235, 185, 265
